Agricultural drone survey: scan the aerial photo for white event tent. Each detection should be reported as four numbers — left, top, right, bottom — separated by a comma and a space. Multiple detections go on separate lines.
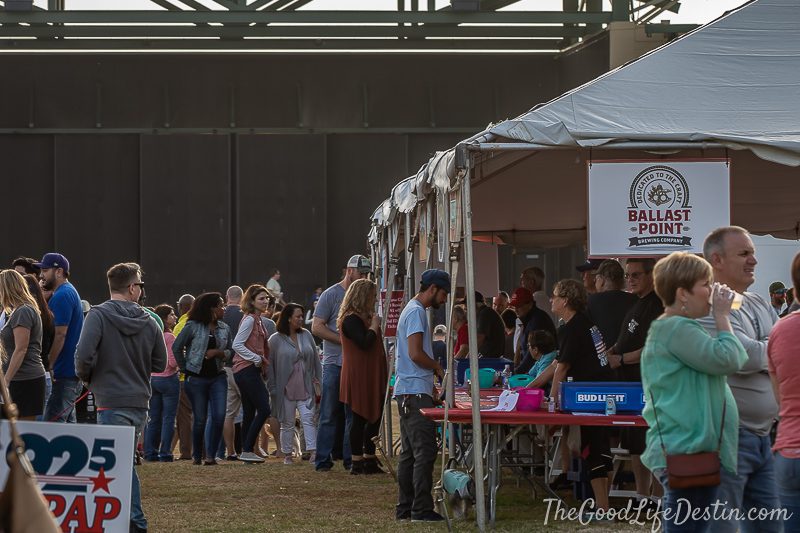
369, 0, 800, 528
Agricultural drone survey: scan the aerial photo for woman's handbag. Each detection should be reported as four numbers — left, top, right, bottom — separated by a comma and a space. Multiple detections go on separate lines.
0, 364, 60, 533
650, 391, 725, 489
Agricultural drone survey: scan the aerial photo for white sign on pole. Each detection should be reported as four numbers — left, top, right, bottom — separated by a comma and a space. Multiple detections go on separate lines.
588, 160, 730, 256
0, 421, 134, 533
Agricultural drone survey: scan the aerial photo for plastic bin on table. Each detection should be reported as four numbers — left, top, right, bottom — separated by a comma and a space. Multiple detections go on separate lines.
455, 357, 514, 386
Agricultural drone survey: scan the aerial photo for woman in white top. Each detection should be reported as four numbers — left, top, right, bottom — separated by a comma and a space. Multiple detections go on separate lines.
267, 303, 322, 465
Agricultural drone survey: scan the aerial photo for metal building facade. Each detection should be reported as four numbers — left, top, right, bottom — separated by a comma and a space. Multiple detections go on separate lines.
1, 48, 608, 305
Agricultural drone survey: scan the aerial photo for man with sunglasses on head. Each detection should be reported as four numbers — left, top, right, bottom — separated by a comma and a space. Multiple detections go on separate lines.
35, 252, 84, 423
768, 281, 788, 317
606, 257, 663, 506
312, 254, 372, 472
75, 262, 167, 533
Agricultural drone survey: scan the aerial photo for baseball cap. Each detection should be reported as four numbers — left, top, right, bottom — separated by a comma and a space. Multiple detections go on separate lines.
34, 252, 70, 274
769, 281, 787, 294
347, 254, 372, 274
433, 325, 447, 336
421, 269, 451, 293
509, 287, 533, 307
576, 258, 604, 273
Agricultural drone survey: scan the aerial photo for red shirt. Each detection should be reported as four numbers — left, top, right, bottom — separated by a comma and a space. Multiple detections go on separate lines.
454, 324, 468, 356
768, 311, 800, 457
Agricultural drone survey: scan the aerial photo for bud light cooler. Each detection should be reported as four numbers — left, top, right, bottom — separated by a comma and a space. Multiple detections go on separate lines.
559, 381, 645, 414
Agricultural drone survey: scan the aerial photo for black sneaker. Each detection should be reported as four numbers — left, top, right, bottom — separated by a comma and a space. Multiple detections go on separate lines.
316, 464, 332, 472
395, 510, 411, 521
350, 460, 365, 475
362, 457, 387, 475
411, 511, 445, 522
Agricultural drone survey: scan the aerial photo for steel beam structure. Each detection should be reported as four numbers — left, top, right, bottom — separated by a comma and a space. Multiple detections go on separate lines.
0, 0, 692, 51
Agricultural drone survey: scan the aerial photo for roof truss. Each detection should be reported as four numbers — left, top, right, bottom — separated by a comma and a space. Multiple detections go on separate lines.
0, 0, 694, 51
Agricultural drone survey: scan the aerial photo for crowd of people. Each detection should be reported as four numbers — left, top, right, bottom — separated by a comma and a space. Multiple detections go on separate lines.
0, 253, 389, 532
389, 226, 798, 531
1, 225, 798, 532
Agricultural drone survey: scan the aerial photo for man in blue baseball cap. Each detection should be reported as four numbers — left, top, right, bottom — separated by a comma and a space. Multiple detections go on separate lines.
35, 252, 85, 422
393, 268, 449, 523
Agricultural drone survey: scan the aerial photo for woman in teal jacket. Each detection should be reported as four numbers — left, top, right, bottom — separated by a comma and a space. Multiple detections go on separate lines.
173, 292, 232, 465
641, 252, 747, 533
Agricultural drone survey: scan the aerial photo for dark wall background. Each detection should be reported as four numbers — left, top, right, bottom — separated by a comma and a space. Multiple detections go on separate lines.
0, 50, 609, 306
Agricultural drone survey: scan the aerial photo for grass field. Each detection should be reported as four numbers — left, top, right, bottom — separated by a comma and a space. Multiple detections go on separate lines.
139, 454, 656, 532
139, 402, 657, 532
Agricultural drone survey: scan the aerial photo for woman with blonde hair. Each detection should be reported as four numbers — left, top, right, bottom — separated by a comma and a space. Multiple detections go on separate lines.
337, 278, 388, 475
0, 269, 46, 419
549, 278, 614, 518
641, 252, 747, 532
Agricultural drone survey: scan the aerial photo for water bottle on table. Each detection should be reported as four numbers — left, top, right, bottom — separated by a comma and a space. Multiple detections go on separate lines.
501, 364, 512, 389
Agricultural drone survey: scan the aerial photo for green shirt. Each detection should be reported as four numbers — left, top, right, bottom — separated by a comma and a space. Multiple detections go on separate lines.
640, 315, 747, 475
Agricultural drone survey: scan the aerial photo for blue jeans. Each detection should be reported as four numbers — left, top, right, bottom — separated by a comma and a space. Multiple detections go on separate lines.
144, 375, 180, 461
36, 373, 53, 422
97, 408, 148, 530
184, 373, 227, 461
233, 365, 271, 453
710, 428, 781, 533
775, 452, 800, 533
315, 363, 352, 470
44, 377, 83, 423
655, 469, 719, 533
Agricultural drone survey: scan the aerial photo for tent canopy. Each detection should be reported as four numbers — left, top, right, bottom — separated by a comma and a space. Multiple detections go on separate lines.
488, 0, 800, 166
370, 0, 800, 245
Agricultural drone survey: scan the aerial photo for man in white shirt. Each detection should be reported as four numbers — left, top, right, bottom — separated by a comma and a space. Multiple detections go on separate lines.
266, 268, 284, 305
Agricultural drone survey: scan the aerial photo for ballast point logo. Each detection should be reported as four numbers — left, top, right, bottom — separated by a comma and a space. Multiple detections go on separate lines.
627, 166, 693, 249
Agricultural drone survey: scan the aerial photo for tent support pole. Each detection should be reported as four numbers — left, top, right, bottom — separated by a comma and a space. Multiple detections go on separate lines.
462, 167, 487, 532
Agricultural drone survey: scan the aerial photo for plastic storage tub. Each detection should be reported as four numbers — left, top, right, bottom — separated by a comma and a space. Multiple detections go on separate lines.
464, 368, 497, 388
559, 381, 645, 413
514, 387, 545, 411
455, 357, 513, 385
508, 374, 533, 388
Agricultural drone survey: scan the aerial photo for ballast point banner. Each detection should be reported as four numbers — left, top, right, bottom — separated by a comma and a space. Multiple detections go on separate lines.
588, 160, 730, 256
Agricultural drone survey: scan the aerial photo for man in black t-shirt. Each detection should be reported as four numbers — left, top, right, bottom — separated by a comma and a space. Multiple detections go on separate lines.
475, 291, 506, 357
608, 259, 663, 382
607, 257, 663, 503
509, 287, 557, 374
587, 260, 637, 348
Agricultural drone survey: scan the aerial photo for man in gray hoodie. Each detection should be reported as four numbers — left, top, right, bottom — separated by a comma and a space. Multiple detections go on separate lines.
75, 262, 167, 533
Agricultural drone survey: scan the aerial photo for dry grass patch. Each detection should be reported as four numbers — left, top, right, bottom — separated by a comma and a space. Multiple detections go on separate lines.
140, 457, 651, 532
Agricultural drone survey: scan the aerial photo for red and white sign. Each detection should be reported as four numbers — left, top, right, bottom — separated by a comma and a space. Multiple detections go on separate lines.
588, 160, 730, 256
0, 421, 134, 533
380, 290, 406, 337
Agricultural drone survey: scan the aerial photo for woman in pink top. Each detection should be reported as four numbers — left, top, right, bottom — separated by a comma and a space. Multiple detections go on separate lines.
144, 304, 180, 462
231, 285, 272, 464
767, 251, 800, 533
